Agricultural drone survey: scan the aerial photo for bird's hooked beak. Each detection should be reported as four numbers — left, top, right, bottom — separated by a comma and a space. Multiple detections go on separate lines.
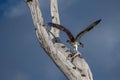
79, 42, 84, 48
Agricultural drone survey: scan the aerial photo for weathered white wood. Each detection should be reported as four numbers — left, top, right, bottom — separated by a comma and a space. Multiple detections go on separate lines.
25, 0, 93, 80
50, 0, 60, 39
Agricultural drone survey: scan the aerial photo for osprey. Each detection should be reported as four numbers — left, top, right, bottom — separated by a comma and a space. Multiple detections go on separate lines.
48, 19, 101, 53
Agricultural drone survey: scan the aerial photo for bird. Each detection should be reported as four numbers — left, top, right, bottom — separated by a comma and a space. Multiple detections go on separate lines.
48, 19, 101, 53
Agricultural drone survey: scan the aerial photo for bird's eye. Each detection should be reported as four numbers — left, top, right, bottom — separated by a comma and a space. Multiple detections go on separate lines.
79, 42, 84, 48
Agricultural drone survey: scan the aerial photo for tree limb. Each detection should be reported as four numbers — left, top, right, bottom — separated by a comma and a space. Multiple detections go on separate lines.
50, 0, 60, 39
25, 0, 93, 80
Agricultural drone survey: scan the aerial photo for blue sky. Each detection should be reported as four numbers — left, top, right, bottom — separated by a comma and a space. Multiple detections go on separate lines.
0, 0, 120, 80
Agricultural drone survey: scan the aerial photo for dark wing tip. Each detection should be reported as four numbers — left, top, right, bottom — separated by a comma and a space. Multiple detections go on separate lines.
48, 22, 53, 26
96, 19, 101, 24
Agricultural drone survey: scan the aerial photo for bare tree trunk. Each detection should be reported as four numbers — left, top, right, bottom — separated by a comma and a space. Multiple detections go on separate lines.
50, 0, 60, 39
25, 0, 93, 80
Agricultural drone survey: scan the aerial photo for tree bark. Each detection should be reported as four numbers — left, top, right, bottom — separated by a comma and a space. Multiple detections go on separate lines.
25, 0, 93, 80
50, 0, 60, 39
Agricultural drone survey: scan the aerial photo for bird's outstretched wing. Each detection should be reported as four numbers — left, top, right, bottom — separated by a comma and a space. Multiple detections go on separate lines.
75, 19, 101, 41
48, 23, 75, 42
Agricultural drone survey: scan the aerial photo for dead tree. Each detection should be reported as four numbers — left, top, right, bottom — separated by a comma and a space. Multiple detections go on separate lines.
25, 0, 93, 80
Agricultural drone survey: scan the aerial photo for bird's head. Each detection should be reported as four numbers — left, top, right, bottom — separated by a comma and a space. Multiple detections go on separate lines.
79, 42, 84, 48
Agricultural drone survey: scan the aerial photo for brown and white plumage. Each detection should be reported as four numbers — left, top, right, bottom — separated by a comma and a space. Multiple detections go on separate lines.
48, 19, 101, 52
75, 19, 101, 41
